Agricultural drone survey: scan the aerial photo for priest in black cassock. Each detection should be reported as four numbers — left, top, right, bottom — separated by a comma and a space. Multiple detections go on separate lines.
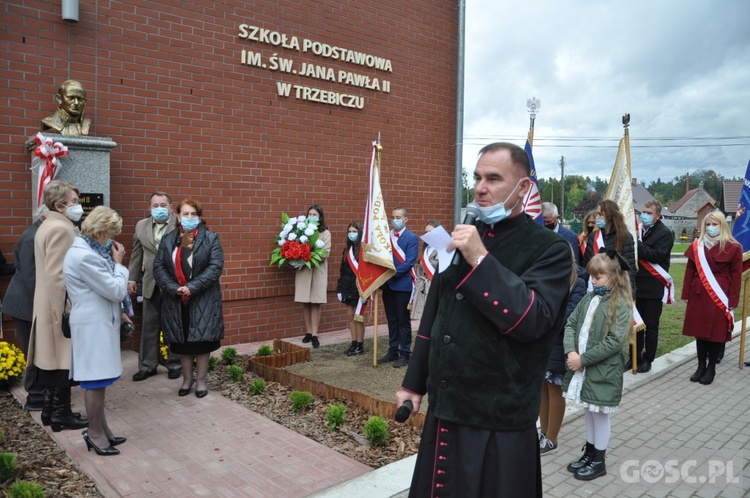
397, 142, 571, 497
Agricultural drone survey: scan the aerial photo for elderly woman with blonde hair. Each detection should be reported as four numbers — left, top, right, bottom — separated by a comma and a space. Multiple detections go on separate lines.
63, 206, 132, 456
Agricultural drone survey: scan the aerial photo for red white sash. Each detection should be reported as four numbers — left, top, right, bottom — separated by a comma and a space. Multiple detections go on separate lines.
639, 260, 675, 304
390, 230, 417, 284
593, 230, 605, 254
347, 247, 368, 320
420, 247, 436, 281
693, 239, 735, 332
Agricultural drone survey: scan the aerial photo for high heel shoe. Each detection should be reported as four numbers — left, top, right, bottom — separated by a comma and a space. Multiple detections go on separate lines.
178, 380, 194, 397
83, 434, 120, 456
83, 430, 126, 446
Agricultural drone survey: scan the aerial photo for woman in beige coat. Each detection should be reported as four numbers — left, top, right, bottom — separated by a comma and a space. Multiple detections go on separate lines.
28, 180, 89, 432
296, 204, 331, 348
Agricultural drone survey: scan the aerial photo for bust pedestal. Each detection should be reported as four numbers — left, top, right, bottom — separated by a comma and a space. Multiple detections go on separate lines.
26, 134, 117, 216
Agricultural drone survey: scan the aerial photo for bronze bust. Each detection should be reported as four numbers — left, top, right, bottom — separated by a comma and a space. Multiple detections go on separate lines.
41, 80, 91, 135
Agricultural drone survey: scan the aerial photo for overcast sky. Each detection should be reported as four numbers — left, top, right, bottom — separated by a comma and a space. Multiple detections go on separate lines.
461, 0, 750, 186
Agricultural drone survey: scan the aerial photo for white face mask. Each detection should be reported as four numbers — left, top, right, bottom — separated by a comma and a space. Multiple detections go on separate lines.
477, 179, 522, 224
64, 204, 84, 222
705, 226, 720, 238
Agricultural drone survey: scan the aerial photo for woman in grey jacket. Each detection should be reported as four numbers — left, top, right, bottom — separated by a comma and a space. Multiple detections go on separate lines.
154, 199, 224, 399
63, 206, 131, 455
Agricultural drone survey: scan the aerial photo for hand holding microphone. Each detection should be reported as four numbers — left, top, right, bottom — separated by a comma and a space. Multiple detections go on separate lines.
451, 203, 485, 268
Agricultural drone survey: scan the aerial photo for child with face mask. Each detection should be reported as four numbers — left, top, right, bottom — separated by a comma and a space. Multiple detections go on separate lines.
562, 251, 633, 481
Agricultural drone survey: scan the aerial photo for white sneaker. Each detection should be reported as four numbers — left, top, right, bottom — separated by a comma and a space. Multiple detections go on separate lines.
540, 436, 558, 456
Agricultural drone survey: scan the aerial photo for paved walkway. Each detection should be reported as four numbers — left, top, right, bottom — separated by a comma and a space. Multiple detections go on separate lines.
11, 320, 750, 497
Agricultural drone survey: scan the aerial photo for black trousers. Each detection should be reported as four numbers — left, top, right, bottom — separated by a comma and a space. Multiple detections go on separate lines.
14, 317, 44, 398
635, 298, 663, 362
382, 285, 412, 358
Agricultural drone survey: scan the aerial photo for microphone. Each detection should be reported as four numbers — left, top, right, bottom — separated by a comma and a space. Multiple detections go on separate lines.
452, 202, 481, 267
395, 400, 413, 423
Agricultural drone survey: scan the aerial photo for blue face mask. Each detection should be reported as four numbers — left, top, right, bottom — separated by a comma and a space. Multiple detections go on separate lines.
592, 278, 610, 296
392, 219, 404, 231
151, 207, 169, 222
706, 226, 720, 237
181, 217, 200, 231
595, 218, 607, 229
477, 180, 522, 225
348, 232, 359, 242
307, 216, 319, 223
105, 239, 114, 251
640, 213, 654, 228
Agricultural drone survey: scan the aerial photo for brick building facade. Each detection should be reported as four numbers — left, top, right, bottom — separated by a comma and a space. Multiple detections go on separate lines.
0, 1, 459, 346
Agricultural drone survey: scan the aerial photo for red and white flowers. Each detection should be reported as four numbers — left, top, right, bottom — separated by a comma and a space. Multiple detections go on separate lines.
270, 213, 328, 269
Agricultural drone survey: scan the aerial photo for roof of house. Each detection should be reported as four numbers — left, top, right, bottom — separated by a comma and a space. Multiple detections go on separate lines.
723, 180, 743, 213
670, 186, 717, 214
632, 181, 672, 215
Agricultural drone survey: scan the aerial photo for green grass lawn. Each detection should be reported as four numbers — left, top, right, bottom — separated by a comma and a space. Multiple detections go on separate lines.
671, 243, 689, 254
654, 262, 691, 357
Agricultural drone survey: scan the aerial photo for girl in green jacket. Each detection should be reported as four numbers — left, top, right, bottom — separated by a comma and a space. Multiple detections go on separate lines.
563, 251, 633, 481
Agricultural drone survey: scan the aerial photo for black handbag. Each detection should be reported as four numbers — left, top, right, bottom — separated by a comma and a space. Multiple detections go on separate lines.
61, 290, 71, 339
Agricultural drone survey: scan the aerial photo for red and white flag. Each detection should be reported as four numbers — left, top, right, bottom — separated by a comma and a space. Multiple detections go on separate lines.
357, 141, 395, 300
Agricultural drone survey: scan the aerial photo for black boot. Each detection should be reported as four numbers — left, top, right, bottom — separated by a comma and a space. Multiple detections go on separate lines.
344, 341, 357, 354
575, 448, 607, 480
689, 360, 707, 382
699, 363, 716, 385
41, 388, 54, 426
567, 442, 595, 473
347, 342, 364, 356
49, 387, 89, 432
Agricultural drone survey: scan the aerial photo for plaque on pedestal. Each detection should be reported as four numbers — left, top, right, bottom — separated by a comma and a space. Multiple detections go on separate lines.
26, 134, 116, 216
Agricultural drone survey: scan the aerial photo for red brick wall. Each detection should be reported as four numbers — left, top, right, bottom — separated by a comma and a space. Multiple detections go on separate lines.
0, 1, 458, 345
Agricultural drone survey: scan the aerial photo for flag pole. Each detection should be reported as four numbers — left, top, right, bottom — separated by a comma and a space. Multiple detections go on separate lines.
373, 290, 379, 368
621, 113, 640, 374
739, 253, 750, 368
527, 97, 540, 147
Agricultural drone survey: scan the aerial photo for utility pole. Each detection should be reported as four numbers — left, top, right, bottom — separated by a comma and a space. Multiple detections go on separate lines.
559, 156, 565, 221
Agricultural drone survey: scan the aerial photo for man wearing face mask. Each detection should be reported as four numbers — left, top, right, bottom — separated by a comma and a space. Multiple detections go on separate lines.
128, 192, 181, 381
397, 143, 571, 496
29, 181, 89, 432
542, 202, 581, 267
633, 200, 674, 373
378, 207, 419, 368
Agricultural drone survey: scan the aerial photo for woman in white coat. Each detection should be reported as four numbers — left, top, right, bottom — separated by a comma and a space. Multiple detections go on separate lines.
63, 206, 131, 456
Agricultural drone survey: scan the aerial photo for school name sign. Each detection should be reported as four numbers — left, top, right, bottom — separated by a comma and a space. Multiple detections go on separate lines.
238, 25, 393, 110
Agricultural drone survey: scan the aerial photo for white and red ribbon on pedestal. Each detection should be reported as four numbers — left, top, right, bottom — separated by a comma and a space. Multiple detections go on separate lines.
32, 132, 68, 208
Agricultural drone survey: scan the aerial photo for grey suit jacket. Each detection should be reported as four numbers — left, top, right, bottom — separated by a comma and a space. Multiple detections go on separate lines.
128, 214, 177, 299
3, 220, 41, 321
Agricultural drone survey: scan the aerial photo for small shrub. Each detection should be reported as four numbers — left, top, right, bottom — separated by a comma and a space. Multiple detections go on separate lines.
326, 403, 347, 430
208, 356, 218, 371
256, 344, 273, 357
0, 452, 18, 482
289, 390, 314, 412
226, 365, 243, 381
221, 347, 238, 365
364, 416, 389, 446
250, 378, 266, 395
7, 480, 46, 498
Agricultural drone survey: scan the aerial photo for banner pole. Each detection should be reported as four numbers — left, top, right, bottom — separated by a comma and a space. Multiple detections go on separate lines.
739, 271, 749, 369
373, 290, 379, 368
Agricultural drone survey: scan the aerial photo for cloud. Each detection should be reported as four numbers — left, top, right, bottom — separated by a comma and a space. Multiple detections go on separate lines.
462, 0, 750, 184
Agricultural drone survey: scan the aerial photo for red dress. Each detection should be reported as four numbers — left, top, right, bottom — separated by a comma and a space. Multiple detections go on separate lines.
681, 241, 742, 343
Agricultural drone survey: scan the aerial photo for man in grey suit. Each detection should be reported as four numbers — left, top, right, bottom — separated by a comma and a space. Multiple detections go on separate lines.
128, 192, 181, 381
3, 209, 44, 410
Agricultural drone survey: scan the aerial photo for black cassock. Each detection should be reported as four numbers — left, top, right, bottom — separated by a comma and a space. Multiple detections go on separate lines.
402, 214, 571, 497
